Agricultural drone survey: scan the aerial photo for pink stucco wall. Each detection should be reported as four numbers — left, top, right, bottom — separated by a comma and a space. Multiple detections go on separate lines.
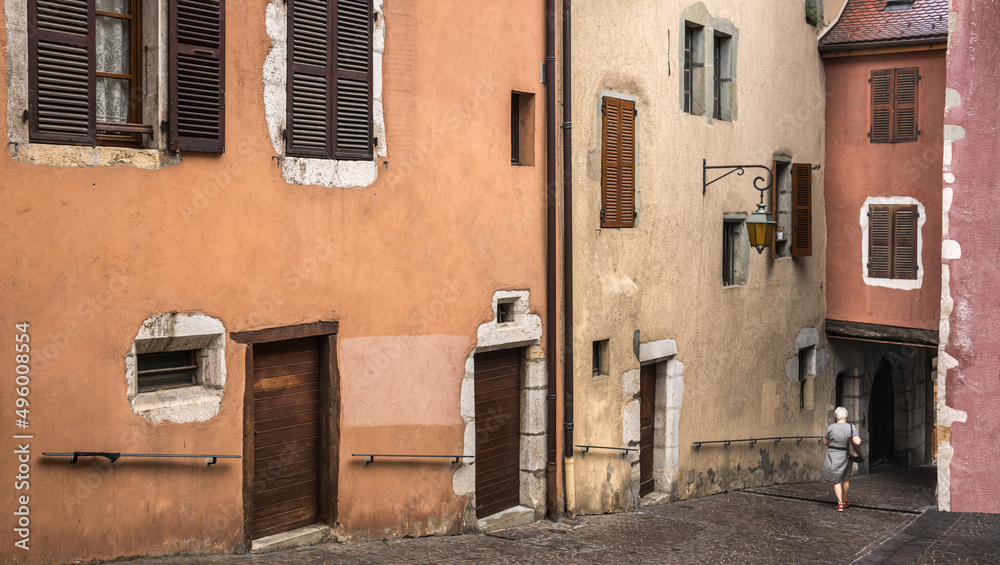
824, 50, 944, 331
942, 0, 1000, 514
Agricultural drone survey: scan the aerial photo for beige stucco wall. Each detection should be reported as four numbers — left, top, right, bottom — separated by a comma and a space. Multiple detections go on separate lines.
565, 1, 831, 514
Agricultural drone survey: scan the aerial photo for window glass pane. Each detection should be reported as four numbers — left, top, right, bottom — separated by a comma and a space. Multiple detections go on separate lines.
97, 16, 130, 74
97, 77, 130, 123
96, 0, 129, 14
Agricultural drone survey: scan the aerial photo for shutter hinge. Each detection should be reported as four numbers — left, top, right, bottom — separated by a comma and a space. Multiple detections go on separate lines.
160, 120, 168, 132
634, 211, 638, 219
281, 128, 287, 141
22, 109, 28, 122
372, 11, 378, 22
601, 101, 606, 113
373, 136, 379, 147
634, 108, 638, 117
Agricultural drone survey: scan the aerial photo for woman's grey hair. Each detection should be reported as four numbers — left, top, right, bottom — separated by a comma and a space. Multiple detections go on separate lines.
834, 406, 849, 420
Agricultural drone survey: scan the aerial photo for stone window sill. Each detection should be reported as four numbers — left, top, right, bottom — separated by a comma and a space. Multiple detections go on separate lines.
131, 385, 223, 424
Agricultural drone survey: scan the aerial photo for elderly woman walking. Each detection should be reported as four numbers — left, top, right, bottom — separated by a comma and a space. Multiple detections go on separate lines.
822, 406, 862, 511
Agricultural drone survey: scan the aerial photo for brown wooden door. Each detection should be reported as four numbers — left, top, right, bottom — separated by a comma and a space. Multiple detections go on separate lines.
474, 348, 521, 518
252, 337, 322, 539
639, 363, 656, 497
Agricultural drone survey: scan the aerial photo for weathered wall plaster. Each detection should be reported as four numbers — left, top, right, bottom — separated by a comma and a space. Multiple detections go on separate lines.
263, 0, 387, 188
937, 0, 1000, 513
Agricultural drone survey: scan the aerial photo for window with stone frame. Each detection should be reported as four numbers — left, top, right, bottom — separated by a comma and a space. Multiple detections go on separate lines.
27, 0, 225, 152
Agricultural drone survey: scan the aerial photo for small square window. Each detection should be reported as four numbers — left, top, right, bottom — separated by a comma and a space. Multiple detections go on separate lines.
722, 220, 740, 286
137, 350, 198, 393
497, 301, 515, 324
593, 339, 610, 377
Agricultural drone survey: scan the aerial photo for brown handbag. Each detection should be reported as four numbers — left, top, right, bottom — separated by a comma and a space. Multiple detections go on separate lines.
846, 424, 864, 463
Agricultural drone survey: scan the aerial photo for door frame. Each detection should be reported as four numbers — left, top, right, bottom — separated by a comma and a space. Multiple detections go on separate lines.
231, 321, 340, 549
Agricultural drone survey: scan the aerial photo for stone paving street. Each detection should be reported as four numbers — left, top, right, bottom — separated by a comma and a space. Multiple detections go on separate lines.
127, 467, 1000, 565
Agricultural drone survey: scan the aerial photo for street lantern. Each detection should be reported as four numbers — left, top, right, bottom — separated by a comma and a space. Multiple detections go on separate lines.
746, 200, 776, 254
702, 159, 776, 254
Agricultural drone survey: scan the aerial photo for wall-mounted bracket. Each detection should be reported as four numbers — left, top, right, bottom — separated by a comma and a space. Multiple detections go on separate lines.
702, 159, 774, 198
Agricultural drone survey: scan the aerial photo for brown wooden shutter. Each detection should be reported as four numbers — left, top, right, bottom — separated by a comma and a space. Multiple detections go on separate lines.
870, 69, 892, 143
894, 68, 918, 142
868, 204, 892, 279
892, 204, 918, 279
791, 163, 812, 257
169, 0, 225, 153
771, 159, 779, 259
287, 0, 332, 158
618, 99, 636, 228
601, 97, 621, 228
333, 0, 373, 160
28, 0, 95, 145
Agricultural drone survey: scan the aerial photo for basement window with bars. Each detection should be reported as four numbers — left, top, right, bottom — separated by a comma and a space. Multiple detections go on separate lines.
285, 0, 374, 160
136, 350, 199, 392
26, 0, 225, 152
870, 68, 919, 144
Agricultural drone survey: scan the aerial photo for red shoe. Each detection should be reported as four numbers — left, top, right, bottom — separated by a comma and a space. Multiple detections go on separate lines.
843, 500, 851, 507
836, 502, 846, 512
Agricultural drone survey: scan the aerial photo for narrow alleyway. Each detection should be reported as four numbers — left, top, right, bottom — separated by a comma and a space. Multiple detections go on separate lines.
123, 467, 999, 564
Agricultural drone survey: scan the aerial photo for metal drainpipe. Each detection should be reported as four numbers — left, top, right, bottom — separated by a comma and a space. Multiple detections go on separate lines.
544, 0, 560, 521
562, 0, 576, 519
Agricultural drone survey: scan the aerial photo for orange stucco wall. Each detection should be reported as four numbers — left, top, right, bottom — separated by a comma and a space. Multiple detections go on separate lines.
824, 49, 944, 331
0, 1, 546, 562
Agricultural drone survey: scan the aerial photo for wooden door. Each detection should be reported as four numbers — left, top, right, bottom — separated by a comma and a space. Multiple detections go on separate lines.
252, 337, 322, 539
639, 363, 656, 497
474, 348, 521, 518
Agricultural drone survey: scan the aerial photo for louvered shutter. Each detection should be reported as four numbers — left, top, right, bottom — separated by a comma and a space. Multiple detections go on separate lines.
791, 163, 812, 257
868, 204, 892, 279
771, 159, 779, 259
618, 99, 636, 228
287, 0, 332, 158
601, 97, 621, 228
892, 205, 918, 279
334, 0, 373, 160
28, 0, 95, 145
870, 70, 892, 143
894, 68, 918, 142
169, 0, 225, 152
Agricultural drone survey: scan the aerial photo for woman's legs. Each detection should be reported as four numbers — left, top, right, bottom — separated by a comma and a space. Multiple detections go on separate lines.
833, 482, 844, 504
842, 480, 850, 503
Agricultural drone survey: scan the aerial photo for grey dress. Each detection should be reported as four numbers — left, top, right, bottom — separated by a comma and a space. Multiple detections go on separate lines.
821, 422, 857, 483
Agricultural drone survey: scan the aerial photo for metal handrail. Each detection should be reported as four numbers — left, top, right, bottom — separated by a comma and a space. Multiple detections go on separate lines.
42, 452, 240, 466
691, 436, 824, 448
576, 445, 638, 459
351, 454, 473, 465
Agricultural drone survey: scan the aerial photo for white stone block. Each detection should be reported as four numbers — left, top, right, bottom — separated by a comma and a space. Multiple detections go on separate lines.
639, 339, 677, 364
622, 399, 639, 444
795, 327, 819, 350
522, 389, 547, 435
460, 376, 475, 421
622, 368, 640, 397
666, 375, 684, 409
520, 434, 546, 472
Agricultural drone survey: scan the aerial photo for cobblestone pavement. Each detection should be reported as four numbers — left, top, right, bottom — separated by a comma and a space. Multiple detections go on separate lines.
127, 467, 1000, 565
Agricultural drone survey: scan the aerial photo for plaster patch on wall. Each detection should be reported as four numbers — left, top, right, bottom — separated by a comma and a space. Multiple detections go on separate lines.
263, 0, 387, 188
942, 239, 961, 260
786, 327, 827, 384
455, 291, 546, 526
944, 88, 962, 110
860, 196, 926, 290
942, 125, 965, 167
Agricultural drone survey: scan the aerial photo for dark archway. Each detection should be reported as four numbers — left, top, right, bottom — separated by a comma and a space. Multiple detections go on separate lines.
869, 359, 895, 465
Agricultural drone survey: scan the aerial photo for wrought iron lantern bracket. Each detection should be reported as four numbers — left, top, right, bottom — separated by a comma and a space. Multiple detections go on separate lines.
702, 159, 774, 199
